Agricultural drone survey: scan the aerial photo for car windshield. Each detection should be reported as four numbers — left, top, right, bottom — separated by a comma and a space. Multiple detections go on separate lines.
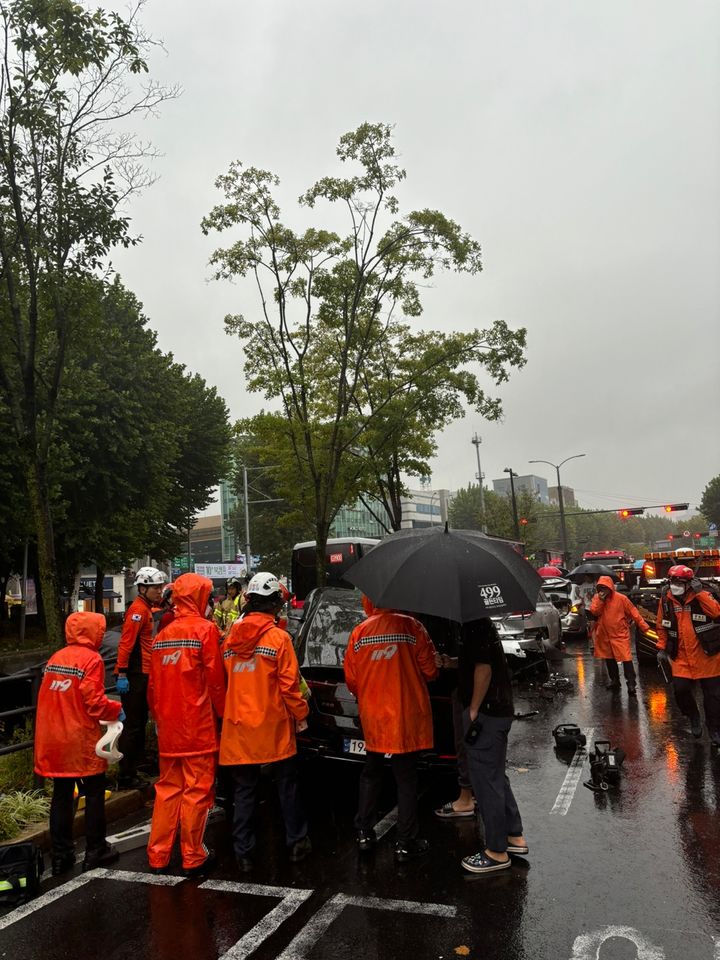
299, 592, 365, 668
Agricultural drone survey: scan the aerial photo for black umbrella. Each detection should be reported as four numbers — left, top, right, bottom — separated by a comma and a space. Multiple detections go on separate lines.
567, 562, 618, 583
345, 525, 542, 622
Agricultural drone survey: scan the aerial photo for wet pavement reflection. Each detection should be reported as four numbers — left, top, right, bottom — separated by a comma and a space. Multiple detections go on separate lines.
2, 639, 719, 960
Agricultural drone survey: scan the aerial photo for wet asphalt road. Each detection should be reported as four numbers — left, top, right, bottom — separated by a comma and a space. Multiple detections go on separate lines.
2, 641, 720, 960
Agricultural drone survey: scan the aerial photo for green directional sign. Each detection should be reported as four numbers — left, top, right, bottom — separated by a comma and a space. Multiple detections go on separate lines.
172, 556, 193, 571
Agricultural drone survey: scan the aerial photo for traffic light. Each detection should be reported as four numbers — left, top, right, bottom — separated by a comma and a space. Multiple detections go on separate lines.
520, 517, 529, 526
618, 507, 645, 519
663, 503, 689, 513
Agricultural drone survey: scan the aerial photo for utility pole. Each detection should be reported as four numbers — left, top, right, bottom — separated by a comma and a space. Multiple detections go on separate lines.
529, 454, 586, 565
243, 464, 252, 578
471, 433, 487, 533
504, 468, 520, 539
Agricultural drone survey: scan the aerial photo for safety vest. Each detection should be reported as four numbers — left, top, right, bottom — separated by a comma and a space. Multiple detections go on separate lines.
661, 592, 720, 658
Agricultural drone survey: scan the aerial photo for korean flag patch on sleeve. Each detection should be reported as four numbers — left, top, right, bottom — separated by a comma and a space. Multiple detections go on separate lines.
131, 613, 142, 622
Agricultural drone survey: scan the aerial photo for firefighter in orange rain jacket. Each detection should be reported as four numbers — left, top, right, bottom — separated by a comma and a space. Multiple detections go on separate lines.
219, 572, 311, 871
656, 564, 720, 744
34, 612, 123, 876
146, 573, 226, 877
344, 596, 438, 862
589, 575, 649, 696
115, 565, 167, 789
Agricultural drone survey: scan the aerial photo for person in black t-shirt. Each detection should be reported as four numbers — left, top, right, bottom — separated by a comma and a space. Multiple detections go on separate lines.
457, 618, 528, 875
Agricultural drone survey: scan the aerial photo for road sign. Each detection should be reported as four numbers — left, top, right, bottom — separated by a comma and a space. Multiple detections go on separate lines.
682, 530, 691, 538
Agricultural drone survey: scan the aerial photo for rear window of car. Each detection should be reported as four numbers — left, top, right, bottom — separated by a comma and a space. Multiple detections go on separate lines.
301, 595, 365, 667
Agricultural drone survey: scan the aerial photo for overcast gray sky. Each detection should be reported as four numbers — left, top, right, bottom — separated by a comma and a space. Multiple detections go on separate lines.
111, 0, 720, 516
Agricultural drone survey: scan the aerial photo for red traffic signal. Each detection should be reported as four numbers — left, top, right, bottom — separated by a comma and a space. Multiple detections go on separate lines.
520, 517, 529, 526
618, 507, 645, 519
663, 503, 689, 513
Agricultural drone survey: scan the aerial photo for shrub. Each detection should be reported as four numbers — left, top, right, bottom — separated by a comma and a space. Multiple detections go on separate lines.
0, 722, 36, 793
0, 791, 50, 842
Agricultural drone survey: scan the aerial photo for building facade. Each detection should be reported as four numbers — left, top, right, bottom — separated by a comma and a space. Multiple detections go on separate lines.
492, 474, 549, 504
548, 485, 577, 508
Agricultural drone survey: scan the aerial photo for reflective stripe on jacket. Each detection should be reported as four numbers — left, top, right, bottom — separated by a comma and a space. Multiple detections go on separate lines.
116, 595, 154, 674
656, 589, 720, 680
148, 574, 226, 757
344, 606, 438, 754
34, 612, 122, 778
220, 612, 308, 766
589, 576, 649, 662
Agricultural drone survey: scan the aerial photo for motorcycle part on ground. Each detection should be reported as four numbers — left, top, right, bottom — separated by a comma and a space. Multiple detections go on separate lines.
541, 673, 574, 697
584, 740, 625, 792
552, 724, 586, 750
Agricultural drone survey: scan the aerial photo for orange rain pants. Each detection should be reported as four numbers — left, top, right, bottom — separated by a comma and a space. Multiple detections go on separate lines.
147, 753, 216, 870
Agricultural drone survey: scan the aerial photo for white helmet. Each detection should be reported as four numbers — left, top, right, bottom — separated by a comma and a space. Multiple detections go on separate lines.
95, 720, 124, 763
134, 566, 167, 587
246, 571, 281, 597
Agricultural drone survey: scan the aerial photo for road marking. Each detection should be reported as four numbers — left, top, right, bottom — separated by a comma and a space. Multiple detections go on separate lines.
550, 727, 594, 816
0, 867, 183, 931
569, 925, 665, 959
275, 892, 457, 960
374, 806, 398, 839
200, 881, 313, 959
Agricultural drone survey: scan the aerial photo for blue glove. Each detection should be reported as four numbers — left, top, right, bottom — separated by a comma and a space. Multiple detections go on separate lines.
117, 709, 126, 723
116, 675, 130, 694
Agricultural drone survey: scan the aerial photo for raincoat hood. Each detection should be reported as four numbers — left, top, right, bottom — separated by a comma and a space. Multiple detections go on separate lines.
362, 594, 376, 618
172, 573, 214, 618
65, 612, 106, 649
597, 576, 616, 593
226, 611, 276, 658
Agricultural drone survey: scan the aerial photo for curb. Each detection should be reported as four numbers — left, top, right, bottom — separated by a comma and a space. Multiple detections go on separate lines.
1, 788, 149, 852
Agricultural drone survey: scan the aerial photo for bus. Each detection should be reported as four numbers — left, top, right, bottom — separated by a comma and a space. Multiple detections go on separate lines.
290, 537, 380, 605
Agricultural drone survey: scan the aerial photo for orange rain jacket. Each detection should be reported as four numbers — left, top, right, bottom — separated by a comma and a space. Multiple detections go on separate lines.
116, 594, 155, 675
344, 601, 438, 755
148, 574, 226, 757
589, 576, 650, 662
35, 612, 123, 779
656, 588, 720, 680
220, 612, 308, 766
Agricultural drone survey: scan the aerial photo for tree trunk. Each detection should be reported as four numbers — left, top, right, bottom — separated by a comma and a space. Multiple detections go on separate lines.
24, 459, 63, 649
69, 571, 81, 613
315, 525, 329, 590
95, 566, 105, 614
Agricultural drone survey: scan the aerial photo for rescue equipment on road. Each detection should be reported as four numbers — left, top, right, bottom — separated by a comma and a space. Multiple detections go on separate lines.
584, 740, 625, 792
552, 724, 586, 750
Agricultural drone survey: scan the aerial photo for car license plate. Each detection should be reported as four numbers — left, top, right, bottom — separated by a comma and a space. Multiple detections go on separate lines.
343, 738, 366, 756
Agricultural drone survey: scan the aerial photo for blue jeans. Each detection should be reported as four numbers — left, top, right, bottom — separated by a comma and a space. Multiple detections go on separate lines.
464, 711, 523, 853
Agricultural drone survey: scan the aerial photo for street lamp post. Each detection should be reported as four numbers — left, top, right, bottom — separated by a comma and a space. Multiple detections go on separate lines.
471, 433, 487, 533
528, 454, 586, 565
503, 468, 520, 540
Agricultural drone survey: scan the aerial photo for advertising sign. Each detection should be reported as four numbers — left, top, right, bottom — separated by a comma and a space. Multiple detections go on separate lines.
194, 563, 246, 579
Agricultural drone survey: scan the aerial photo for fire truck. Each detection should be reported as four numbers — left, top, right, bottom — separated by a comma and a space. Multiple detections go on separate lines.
628, 547, 720, 607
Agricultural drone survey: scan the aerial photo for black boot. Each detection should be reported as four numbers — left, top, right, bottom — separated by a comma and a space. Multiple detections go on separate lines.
51, 853, 76, 876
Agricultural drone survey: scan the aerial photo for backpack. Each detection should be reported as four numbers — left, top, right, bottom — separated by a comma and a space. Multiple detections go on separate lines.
0, 842, 44, 906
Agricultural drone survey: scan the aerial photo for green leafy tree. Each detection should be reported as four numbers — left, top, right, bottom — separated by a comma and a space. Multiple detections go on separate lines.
356, 324, 524, 530
48, 278, 230, 600
229, 424, 315, 578
0, 0, 176, 645
202, 123, 526, 583
700, 476, 720, 529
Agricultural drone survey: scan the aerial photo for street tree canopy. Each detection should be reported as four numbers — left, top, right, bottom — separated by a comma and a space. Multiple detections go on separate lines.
202, 123, 527, 583
0, 0, 176, 644
700, 476, 720, 530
